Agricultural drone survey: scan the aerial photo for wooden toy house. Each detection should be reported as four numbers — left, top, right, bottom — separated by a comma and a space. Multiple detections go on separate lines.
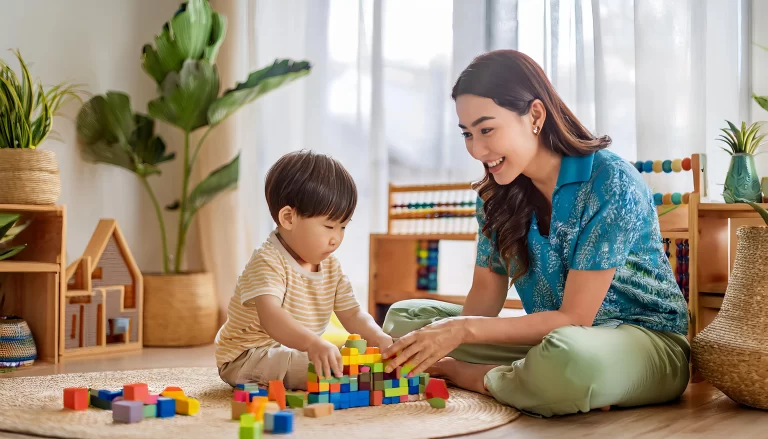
60, 219, 142, 358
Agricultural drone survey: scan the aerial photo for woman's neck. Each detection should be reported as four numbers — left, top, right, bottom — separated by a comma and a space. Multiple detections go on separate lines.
524, 147, 561, 203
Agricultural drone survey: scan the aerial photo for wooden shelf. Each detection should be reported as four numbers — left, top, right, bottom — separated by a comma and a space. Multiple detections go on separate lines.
699, 282, 727, 294
0, 204, 64, 213
0, 261, 60, 273
699, 202, 768, 218
373, 233, 476, 241
59, 343, 141, 359
699, 293, 724, 309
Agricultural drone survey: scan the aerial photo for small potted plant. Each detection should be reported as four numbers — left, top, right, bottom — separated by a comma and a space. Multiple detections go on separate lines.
0, 50, 83, 205
717, 120, 764, 203
75, 0, 311, 346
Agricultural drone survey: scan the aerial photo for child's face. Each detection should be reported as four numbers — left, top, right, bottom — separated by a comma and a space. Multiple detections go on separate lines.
290, 215, 350, 264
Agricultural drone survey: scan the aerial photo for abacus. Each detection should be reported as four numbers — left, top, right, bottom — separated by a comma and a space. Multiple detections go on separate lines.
387, 183, 478, 236
630, 155, 707, 205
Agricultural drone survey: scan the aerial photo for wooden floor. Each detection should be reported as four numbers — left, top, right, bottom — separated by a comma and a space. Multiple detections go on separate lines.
2, 345, 767, 438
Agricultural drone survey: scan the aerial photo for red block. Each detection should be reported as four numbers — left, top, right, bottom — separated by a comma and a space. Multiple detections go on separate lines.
233, 390, 249, 402
63, 388, 89, 410
370, 390, 383, 406
426, 378, 449, 400
268, 380, 286, 410
145, 394, 159, 405
307, 382, 320, 393
124, 383, 149, 402
342, 364, 359, 376
399, 395, 408, 403
329, 383, 341, 393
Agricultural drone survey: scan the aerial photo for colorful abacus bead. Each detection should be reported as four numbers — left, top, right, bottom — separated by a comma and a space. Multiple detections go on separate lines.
662, 160, 672, 173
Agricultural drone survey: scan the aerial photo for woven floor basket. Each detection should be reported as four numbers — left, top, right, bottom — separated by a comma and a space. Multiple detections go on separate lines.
143, 272, 219, 347
0, 316, 37, 367
0, 149, 61, 205
692, 225, 768, 409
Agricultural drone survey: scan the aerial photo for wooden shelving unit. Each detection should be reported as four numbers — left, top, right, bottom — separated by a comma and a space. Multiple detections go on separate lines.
0, 204, 65, 365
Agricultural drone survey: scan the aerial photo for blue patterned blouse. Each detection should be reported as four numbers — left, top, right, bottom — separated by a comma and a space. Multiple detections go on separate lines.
475, 149, 689, 335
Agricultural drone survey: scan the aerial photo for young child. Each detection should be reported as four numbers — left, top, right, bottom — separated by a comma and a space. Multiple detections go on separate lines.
215, 150, 393, 390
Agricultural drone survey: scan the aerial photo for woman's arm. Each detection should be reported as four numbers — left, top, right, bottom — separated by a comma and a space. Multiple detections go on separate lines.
461, 266, 509, 317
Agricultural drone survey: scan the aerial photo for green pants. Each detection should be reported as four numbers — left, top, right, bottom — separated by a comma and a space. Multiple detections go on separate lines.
382, 299, 690, 418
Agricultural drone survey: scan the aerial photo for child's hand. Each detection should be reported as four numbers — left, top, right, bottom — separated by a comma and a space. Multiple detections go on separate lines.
308, 337, 343, 379
371, 333, 394, 351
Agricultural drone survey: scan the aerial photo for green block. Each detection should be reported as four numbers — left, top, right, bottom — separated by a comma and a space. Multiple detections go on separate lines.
373, 363, 384, 373
374, 381, 385, 391
340, 376, 350, 384
419, 384, 425, 394
399, 379, 408, 388
239, 414, 263, 439
419, 373, 430, 386
428, 397, 446, 409
328, 377, 341, 384
401, 363, 414, 377
308, 371, 319, 382
384, 380, 393, 389
319, 378, 331, 384
286, 393, 306, 408
319, 393, 330, 404
384, 388, 399, 398
308, 363, 316, 374
345, 339, 368, 353
143, 404, 157, 418
351, 381, 358, 392
242, 384, 260, 392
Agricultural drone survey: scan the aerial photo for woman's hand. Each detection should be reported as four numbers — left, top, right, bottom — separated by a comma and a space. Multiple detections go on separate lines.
381, 317, 468, 377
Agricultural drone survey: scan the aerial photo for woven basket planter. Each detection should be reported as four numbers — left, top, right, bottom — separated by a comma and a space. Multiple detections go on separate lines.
0, 316, 37, 369
0, 149, 61, 205
142, 272, 219, 347
692, 226, 768, 409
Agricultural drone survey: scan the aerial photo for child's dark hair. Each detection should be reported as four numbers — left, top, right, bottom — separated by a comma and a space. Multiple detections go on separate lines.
265, 150, 357, 224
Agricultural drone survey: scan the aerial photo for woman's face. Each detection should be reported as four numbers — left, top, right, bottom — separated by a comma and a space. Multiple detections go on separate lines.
455, 94, 543, 185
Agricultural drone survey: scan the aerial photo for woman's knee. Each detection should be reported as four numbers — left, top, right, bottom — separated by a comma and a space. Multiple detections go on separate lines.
382, 299, 461, 337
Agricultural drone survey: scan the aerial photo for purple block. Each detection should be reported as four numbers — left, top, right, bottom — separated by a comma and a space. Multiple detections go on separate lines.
113, 400, 144, 424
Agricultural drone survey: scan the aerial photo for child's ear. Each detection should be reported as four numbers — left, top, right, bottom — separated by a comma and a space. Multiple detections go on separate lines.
278, 206, 296, 230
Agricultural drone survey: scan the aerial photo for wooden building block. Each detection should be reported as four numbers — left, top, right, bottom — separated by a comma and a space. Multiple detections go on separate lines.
264, 412, 275, 432
143, 404, 157, 418
161, 389, 185, 399
176, 397, 200, 415
268, 380, 286, 410
426, 378, 449, 400
272, 411, 294, 434
347, 334, 361, 340
239, 413, 263, 439
399, 395, 408, 403
63, 388, 89, 411
156, 397, 176, 418
232, 401, 248, 420
144, 394, 159, 405
329, 383, 341, 393
428, 397, 446, 409
89, 394, 112, 410
370, 390, 383, 406
264, 401, 281, 413
234, 390, 249, 402
341, 347, 359, 356
123, 383, 148, 401
304, 403, 334, 417
113, 400, 144, 423
286, 392, 306, 408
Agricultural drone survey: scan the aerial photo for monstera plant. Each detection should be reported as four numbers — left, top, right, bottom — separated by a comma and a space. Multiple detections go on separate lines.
76, 0, 311, 274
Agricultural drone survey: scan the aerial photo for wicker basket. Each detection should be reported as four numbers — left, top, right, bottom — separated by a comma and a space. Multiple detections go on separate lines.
691, 226, 768, 409
0, 316, 37, 368
143, 272, 219, 347
0, 149, 61, 205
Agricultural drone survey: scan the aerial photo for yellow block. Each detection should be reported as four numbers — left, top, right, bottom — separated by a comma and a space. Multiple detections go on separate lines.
341, 347, 359, 356
319, 382, 329, 392
342, 356, 350, 366
373, 354, 382, 363
161, 390, 186, 399
176, 397, 200, 416
350, 355, 359, 365
347, 334, 361, 340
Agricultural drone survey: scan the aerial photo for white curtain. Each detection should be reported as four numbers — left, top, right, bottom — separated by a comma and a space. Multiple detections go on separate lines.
488, 0, 753, 199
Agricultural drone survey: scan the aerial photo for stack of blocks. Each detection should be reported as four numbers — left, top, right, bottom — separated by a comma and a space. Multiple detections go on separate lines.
232, 381, 294, 436
306, 334, 433, 409
63, 383, 198, 424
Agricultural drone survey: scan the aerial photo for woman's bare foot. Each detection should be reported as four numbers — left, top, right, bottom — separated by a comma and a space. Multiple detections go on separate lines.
426, 357, 498, 395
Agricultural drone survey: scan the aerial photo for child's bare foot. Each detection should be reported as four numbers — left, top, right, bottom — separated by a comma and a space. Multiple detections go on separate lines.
426, 357, 498, 395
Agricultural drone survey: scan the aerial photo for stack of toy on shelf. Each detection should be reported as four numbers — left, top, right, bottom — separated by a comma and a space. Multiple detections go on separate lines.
63, 383, 198, 423
416, 240, 439, 292
388, 184, 477, 235
631, 157, 694, 206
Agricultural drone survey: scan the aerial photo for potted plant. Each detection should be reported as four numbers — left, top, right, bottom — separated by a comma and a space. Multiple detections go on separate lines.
0, 213, 37, 371
717, 120, 764, 203
75, 0, 311, 346
691, 194, 768, 409
0, 50, 83, 205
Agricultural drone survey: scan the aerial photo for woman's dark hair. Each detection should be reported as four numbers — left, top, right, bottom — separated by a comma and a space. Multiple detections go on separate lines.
265, 150, 357, 224
452, 50, 611, 283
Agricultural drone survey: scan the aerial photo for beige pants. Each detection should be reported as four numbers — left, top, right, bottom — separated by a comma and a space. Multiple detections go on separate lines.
218, 345, 309, 391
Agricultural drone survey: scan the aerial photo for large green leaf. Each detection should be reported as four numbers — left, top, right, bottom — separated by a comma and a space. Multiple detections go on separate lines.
170, 0, 213, 60
755, 93, 768, 114
183, 153, 239, 230
738, 197, 768, 225
0, 245, 26, 261
207, 59, 311, 126
204, 13, 227, 63
148, 60, 219, 132
0, 213, 20, 240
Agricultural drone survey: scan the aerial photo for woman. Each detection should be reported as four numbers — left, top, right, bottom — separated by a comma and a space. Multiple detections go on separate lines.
380, 50, 690, 418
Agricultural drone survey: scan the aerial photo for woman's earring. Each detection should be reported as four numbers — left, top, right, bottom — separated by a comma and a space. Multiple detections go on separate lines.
533, 126, 540, 135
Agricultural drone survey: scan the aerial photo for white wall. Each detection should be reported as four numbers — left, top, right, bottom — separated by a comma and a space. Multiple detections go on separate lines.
0, 0, 201, 273
752, 0, 768, 178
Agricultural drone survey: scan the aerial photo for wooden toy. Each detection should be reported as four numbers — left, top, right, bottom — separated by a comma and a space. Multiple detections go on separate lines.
98, 389, 122, 401
234, 390, 249, 402
156, 397, 176, 418
175, 397, 200, 415
144, 394, 159, 405
271, 411, 294, 434
112, 400, 144, 423
268, 380, 286, 410
62, 219, 143, 359
428, 397, 446, 409
239, 413, 263, 439
143, 403, 157, 418
233, 400, 266, 421
304, 403, 334, 417
264, 401, 281, 413
124, 383, 148, 401
285, 391, 306, 408
426, 378, 449, 400
63, 387, 89, 410
264, 412, 275, 432
89, 394, 112, 410
161, 388, 185, 399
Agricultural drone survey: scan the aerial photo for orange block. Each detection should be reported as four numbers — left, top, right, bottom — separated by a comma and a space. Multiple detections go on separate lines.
164, 386, 183, 392
124, 383, 149, 402
63, 388, 89, 410
365, 347, 376, 354
370, 390, 383, 406
307, 381, 320, 393
347, 334, 361, 340
268, 380, 286, 410
330, 383, 341, 393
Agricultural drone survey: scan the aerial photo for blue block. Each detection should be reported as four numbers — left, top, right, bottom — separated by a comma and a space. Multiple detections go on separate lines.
98, 389, 123, 401
90, 394, 112, 410
408, 377, 419, 387
409, 386, 419, 395
340, 383, 350, 393
339, 399, 349, 409
156, 397, 176, 418
330, 393, 341, 408
249, 389, 268, 400
390, 379, 399, 388
272, 411, 294, 434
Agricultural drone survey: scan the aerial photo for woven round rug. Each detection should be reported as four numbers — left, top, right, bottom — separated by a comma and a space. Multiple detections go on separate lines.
0, 367, 519, 439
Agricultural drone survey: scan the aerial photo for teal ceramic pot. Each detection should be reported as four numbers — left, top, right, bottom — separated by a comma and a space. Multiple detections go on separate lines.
724, 153, 762, 203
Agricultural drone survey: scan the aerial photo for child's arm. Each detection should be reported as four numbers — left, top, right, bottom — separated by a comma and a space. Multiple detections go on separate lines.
336, 306, 393, 351
253, 295, 343, 380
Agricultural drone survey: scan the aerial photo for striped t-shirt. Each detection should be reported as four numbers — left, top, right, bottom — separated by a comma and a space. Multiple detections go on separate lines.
215, 231, 360, 367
